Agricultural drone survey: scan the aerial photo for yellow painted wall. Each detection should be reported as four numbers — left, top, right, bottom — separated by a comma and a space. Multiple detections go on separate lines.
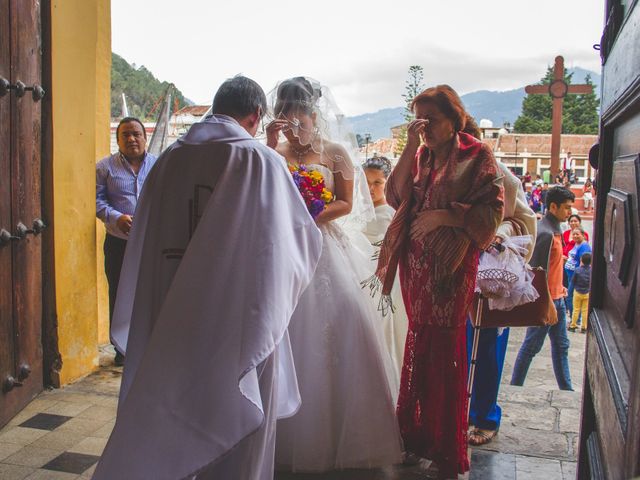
51, 0, 111, 384
95, 2, 111, 347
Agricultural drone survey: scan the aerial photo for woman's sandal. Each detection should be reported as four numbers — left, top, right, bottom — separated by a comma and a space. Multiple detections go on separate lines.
468, 427, 498, 446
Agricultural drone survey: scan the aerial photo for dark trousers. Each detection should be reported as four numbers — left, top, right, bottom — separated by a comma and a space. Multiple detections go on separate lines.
466, 320, 510, 430
104, 233, 127, 353
511, 299, 573, 391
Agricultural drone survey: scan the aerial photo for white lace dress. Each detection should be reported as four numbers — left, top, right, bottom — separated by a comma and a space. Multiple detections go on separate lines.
275, 165, 403, 472
363, 204, 409, 389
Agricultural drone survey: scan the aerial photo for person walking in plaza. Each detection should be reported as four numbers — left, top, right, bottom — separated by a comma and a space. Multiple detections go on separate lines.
583, 179, 594, 213
563, 152, 575, 181
562, 214, 589, 256
467, 160, 537, 447
540, 182, 549, 215
93, 76, 323, 480
529, 183, 543, 214
372, 85, 504, 478
569, 253, 592, 333
96, 117, 157, 366
511, 186, 576, 391
564, 226, 591, 319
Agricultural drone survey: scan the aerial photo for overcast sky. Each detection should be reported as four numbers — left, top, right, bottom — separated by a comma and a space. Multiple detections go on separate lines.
111, 0, 604, 116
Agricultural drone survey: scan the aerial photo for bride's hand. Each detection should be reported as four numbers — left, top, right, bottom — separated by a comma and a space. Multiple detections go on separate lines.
410, 209, 445, 240
266, 119, 289, 149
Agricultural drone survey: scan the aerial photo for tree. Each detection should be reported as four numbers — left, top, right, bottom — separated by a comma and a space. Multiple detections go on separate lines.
394, 65, 425, 157
110, 53, 190, 120
514, 68, 599, 134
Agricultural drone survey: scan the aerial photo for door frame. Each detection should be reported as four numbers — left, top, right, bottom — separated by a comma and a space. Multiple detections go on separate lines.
40, 0, 61, 389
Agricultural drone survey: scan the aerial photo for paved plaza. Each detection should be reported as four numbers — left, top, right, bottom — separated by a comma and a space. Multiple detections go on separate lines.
0, 324, 586, 479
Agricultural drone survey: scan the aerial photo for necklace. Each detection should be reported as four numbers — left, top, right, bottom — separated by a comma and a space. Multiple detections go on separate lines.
290, 142, 314, 161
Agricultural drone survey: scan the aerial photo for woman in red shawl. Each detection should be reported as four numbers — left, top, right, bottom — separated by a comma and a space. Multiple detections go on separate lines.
375, 86, 504, 478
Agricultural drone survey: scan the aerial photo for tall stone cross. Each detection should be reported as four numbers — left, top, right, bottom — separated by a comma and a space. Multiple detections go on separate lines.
524, 55, 593, 175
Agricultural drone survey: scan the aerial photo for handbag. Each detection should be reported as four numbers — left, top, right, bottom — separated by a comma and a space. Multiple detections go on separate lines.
470, 267, 558, 328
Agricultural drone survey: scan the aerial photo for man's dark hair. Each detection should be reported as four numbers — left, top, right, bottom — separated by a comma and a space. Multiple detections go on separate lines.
116, 117, 146, 141
580, 252, 592, 266
546, 186, 575, 209
212, 75, 266, 119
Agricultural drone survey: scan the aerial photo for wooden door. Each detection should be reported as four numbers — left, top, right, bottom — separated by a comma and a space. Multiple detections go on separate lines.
578, 1, 640, 478
0, 0, 45, 427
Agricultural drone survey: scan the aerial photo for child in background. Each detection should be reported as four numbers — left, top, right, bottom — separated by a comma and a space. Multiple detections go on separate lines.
362, 156, 407, 387
569, 253, 592, 333
362, 156, 395, 244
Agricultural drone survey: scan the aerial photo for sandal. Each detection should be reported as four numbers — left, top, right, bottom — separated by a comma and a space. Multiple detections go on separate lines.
468, 427, 498, 446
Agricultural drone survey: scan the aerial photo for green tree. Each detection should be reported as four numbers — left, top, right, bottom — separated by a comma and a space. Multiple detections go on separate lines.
395, 65, 425, 156
110, 53, 190, 120
514, 68, 599, 134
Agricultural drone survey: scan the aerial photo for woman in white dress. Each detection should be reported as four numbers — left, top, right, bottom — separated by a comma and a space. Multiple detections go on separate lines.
266, 77, 402, 472
362, 156, 409, 387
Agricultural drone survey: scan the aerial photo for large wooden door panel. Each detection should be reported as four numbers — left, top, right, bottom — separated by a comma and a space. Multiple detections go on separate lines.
10, 0, 43, 400
0, 0, 44, 427
602, 151, 639, 372
579, 2, 640, 478
0, 0, 16, 422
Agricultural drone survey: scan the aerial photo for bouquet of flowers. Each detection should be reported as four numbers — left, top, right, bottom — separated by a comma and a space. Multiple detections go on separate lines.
288, 163, 333, 219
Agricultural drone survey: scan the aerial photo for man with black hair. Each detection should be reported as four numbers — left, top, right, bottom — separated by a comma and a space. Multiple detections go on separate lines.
511, 186, 575, 391
96, 116, 156, 366
94, 76, 322, 480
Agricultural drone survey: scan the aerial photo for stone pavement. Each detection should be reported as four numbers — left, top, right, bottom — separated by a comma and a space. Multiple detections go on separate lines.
0, 326, 586, 479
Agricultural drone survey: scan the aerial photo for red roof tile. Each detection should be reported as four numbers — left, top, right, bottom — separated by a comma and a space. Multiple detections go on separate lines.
174, 105, 210, 116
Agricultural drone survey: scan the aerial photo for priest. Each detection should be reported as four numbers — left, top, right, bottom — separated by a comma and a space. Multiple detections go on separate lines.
93, 76, 322, 480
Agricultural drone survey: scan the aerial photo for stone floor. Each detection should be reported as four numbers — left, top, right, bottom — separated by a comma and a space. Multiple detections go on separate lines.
0, 325, 586, 479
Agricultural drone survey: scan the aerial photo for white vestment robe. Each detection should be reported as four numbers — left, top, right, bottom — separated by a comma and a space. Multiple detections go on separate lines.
93, 115, 322, 480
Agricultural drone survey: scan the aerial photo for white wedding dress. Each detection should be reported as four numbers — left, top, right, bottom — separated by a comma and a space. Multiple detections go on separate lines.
275, 165, 403, 472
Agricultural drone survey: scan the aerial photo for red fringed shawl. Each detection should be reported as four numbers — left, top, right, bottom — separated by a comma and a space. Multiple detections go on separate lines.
367, 132, 504, 312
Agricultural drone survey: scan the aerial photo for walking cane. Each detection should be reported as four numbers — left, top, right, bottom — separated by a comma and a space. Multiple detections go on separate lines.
466, 294, 483, 422
467, 241, 504, 422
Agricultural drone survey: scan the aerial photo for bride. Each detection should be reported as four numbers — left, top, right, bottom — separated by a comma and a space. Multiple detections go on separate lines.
266, 77, 402, 472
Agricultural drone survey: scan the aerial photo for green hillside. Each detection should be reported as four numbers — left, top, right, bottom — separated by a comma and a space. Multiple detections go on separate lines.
110, 53, 190, 120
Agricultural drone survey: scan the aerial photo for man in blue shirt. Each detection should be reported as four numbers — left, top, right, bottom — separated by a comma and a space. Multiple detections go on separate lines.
96, 117, 157, 365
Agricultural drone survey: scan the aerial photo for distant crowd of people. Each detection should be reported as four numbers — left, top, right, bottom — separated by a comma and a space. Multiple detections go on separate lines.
509, 157, 595, 218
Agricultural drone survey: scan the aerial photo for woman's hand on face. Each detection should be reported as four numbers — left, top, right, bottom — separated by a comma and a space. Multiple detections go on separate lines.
265, 119, 289, 149
406, 119, 429, 148
410, 209, 444, 240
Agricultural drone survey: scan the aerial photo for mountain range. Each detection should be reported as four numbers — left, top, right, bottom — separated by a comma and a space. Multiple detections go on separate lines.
346, 67, 601, 141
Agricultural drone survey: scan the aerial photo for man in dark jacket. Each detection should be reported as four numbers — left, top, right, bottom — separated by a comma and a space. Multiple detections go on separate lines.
510, 186, 575, 390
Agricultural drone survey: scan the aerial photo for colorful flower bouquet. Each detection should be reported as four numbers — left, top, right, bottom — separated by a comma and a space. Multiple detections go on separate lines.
288, 163, 333, 219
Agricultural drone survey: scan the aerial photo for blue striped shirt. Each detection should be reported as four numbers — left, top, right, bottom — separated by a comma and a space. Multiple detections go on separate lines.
96, 151, 157, 239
